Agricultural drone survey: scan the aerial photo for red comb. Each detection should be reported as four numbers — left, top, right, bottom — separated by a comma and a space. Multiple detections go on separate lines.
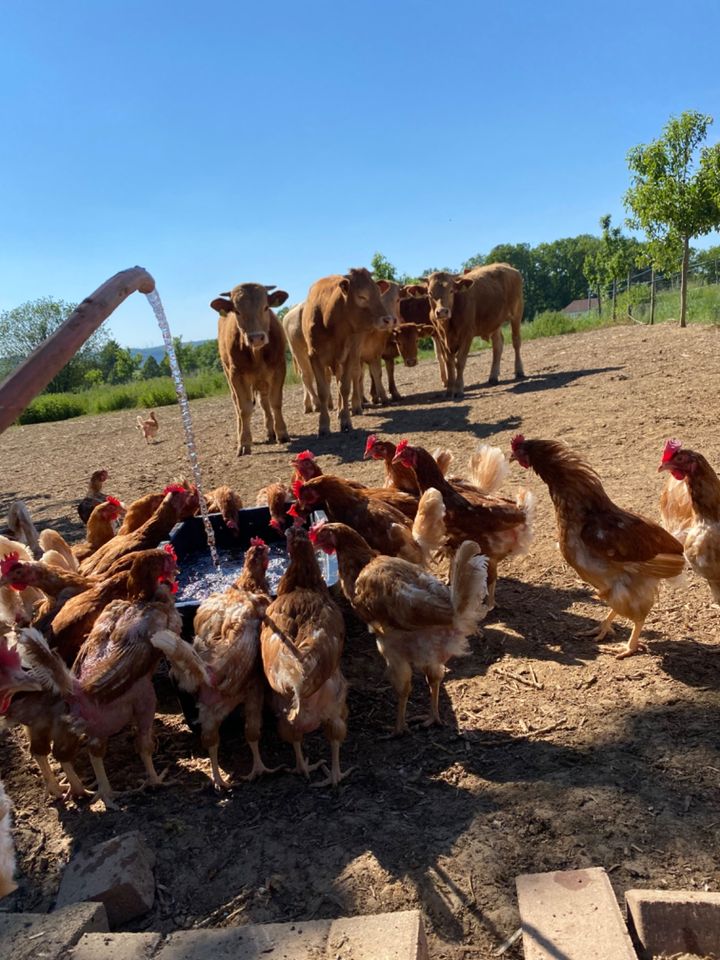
308, 521, 325, 544
287, 503, 302, 518
250, 536, 267, 548
510, 434, 525, 452
364, 435, 378, 455
163, 544, 177, 561
395, 439, 410, 455
269, 518, 282, 530
294, 450, 315, 462
163, 484, 187, 495
291, 479, 304, 501
106, 495, 122, 508
0, 639, 22, 672
0, 552, 21, 576
662, 438, 683, 463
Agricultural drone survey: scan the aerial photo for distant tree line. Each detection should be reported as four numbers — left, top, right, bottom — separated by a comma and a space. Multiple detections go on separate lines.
0, 297, 221, 395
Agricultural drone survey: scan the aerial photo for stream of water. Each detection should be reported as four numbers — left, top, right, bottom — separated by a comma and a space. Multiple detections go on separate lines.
146, 289, 220, 569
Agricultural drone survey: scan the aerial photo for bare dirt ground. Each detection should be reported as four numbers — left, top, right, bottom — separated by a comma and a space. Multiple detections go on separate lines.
1, 322, 719, 959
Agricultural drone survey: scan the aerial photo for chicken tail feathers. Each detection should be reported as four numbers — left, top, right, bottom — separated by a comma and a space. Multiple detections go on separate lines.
432, 448, 453, 476
467, 444, 509, 495
6, 502, 41, 559
150, 630, 210, 692
451, 541, 489, 636
411, 487, 446, 565
15, 628, 74, 698
513, 488, 536, 556
38, 529, 78, 572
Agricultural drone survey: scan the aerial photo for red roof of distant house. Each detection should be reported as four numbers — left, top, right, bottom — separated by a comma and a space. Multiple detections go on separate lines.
562, 298, 599, 314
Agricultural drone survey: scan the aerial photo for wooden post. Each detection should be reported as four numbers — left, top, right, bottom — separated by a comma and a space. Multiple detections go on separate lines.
612, 279, 617, 320
680, 237, 689, 328
649, 268, 656, 325
0, 266, 155, 434
627, 271, 633, 319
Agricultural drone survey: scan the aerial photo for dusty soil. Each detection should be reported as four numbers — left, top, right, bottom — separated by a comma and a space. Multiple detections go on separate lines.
1, 323, 719, 959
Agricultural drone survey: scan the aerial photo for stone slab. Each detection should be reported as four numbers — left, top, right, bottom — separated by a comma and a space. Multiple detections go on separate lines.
0, 902, 108, 960
516, 867, 637, 960
155, 910, 428, 960
72, 931, 163, 960
626, 888, 720, 960
56, 831, 156, 928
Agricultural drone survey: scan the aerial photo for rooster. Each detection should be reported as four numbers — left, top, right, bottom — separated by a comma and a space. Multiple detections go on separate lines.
510, 435, 685, 658
80, 485, 195, 576
658, 440, 720, 603
0, 629, 86, 800
0, 537, 44, 626
77, 469, 110, 525
158, 538, 274, 790
260, 525, 351, 786
136, 410, 159, 444
17, 549, 189, 807
311, 518, 488, 734
293, 475, 444, 565
393, 440, 534, 608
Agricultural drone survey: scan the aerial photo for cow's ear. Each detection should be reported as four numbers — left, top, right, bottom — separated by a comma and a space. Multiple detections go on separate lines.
403, 284, 427, 298
375, 279, 391, 294
454, 276, 474, 290
339, 278, 350, 294
210, 297, 233, 314
267, 289, 289, 307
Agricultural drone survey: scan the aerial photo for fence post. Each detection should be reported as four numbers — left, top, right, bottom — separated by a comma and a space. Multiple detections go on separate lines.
627, 271, 633, 319
649, 268, 656, 325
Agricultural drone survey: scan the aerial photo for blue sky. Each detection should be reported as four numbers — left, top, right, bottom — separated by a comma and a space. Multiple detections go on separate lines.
2, 0, 719, 347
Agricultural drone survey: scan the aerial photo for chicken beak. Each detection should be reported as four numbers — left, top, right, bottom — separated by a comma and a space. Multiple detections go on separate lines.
657, 461, 670, 473
509, 452, 518, 463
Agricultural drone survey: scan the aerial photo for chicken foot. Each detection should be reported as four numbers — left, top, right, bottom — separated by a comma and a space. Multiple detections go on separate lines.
89, 753, 119, 810
59, 761, 90, 800
292, 742, 324, 778
575, 610, 617, 641
33, 754, 65, 800
615, 619, 648, 660
241, 741, 284, 782
312, 741, 355, 788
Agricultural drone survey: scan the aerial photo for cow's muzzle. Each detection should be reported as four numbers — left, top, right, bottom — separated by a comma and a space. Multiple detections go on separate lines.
245, 332, 269, 349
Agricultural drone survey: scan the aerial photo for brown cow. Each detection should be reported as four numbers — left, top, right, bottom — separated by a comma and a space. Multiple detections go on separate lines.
407, 262, 525, 399
354, 280, 402, 409
302, 268, 394, 435
369, 294, 435, 403
211, 283, 290, 456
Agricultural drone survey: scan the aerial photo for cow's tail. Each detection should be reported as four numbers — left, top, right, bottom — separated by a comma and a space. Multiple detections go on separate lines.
509, 274, 525, 376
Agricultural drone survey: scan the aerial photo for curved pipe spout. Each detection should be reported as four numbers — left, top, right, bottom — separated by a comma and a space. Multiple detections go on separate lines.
0, 266, 155, 434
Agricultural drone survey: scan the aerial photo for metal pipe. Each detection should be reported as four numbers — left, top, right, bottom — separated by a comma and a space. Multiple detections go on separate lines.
0, 266, 155, 434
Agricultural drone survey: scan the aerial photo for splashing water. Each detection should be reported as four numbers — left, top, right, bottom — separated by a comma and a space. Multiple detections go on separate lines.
146, 289, 220, 569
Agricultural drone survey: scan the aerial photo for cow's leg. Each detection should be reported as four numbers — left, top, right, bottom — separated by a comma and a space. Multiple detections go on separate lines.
445, 351, 458, 399
269, 370, 290, 443
294, 351, 320, 413
511, 316, 526, 379
488, 328, 504, 385
351, 367, 365, 415
338, 359, 357, 433
223, 363, 244, 453
385, 356, 402, 401
453, 343, 472, 400
310, 354, 332, 436
233, 378, 255, 455
368, 358, 389, 405
258, 390, 277, 444
433, 337, 449, 391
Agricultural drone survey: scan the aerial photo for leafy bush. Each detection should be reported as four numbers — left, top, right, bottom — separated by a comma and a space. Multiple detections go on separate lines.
17, 394, 87, 424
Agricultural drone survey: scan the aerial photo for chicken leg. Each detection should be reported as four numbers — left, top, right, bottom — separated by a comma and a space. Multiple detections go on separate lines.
615, 619, 648, 660
576, 610, 617, 641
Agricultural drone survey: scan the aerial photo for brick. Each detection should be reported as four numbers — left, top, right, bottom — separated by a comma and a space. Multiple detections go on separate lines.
154, 910, 428, 960
516, 867, 637, 960
56, 831, 156, 928
0, 902, 108, 960
71, 932, 163, 960
626, 889, 720, 960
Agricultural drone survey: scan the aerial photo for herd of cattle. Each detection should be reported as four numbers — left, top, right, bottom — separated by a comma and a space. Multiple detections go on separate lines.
209, 262, 526, 455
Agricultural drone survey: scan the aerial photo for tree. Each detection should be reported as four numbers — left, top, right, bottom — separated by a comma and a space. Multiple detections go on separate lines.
97, 339, 142, 384
583, 216, 644, 320
0, 296, 109, 393
370, 251, 398, 281
625, 110, 720, 327
142, 355, 162, 379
